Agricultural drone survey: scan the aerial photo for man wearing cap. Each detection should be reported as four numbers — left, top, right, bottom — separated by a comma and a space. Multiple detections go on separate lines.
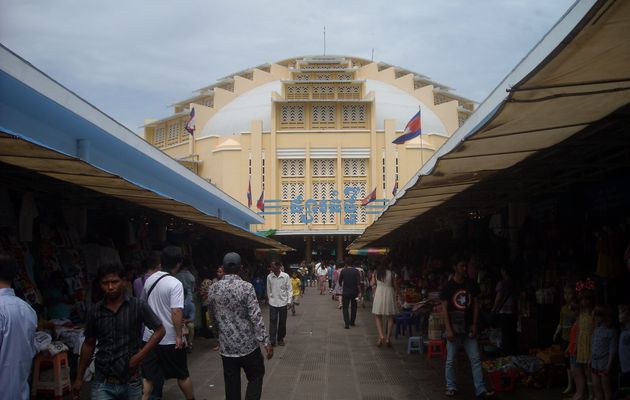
208, 252, 273, 400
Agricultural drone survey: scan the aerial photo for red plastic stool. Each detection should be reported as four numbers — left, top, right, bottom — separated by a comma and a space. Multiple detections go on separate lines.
31, 351, 71, 400
426, 339, 446, 358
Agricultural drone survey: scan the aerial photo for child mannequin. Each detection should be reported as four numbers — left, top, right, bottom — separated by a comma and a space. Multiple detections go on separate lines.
555, 284, 578, 394
571, 279, 596, 400
591, 305, 618, 400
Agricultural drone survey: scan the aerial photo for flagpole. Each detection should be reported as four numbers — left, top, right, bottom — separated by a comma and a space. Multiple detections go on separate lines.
419, 105, 423, 168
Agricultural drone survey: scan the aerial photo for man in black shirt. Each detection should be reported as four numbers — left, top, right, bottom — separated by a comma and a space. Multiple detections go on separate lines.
338, 258, 361, 329
73, 263, 165, 400
440, 258, 493, 399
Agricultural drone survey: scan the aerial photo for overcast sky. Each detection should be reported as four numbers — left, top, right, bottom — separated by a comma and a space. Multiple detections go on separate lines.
1, 0, 575, 133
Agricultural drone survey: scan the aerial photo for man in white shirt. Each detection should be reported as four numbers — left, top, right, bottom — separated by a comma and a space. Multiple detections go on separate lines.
266, 260, 291, 346
141, 246, 195, 400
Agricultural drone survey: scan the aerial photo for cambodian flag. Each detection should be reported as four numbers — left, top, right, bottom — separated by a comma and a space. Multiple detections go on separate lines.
247, 179, 252, 208
256, 187, 265, 212
360, 188, 377, 206
185, 108, 196, 135
392, 109, 421, 144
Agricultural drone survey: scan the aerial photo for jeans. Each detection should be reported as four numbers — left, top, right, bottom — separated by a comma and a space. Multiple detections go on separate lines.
445, 335, 487, 396
222, 347, 265, 400
342, 294, 357, 327
269, 305, 287, 344
91, 378, 143, 400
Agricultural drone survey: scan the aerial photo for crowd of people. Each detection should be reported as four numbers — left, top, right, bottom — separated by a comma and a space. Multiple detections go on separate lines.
3, 247, 629, 400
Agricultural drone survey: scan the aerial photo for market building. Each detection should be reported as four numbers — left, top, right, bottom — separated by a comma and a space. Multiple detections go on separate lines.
143, 56, 475, 261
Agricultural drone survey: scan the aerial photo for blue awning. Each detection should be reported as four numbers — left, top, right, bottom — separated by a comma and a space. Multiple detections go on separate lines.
0, 44, 290, 251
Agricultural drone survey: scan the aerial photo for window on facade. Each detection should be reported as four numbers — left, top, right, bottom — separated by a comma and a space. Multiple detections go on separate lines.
311, 85, 335, 100
343, 159, 367, 177
311, 180, 337, 225
343, 180, 368, 224
154, 127, 165, 146
280, 159, 305, 177
338, 85, 361, 100
167, 122, 180, 145
458, 112, 468, 127
311, 105, 336, 129
341, 104, 367, 128
280, 105, 305, 129
286, 85, 309, 100
311, 159, 336, 177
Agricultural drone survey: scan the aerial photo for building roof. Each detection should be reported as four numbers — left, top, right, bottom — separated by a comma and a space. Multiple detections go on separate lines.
198, 79, 448, 137
349, 0, 630, 250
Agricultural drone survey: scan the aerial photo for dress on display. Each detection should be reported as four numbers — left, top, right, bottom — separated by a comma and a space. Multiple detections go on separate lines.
372, 270, 397, 316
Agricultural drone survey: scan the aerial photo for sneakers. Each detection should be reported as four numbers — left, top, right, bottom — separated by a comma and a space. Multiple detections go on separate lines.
476, 391, 495, 399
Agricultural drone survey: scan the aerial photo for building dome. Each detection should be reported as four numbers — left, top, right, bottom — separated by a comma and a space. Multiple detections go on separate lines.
199, 79, 447, 137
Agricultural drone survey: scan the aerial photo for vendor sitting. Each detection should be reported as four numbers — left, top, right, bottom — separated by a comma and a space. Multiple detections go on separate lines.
43, 271, 74, 321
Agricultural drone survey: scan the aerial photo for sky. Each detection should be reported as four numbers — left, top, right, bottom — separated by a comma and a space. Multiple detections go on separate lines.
0, 0, 576, 133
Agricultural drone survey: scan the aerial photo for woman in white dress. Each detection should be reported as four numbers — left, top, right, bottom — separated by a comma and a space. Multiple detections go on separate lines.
371, 262, 399, 347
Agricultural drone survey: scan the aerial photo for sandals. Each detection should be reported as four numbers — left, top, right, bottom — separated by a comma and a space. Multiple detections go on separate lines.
445, 389, 457, 397
385, 338, 392, 348
376, 337, 384, 347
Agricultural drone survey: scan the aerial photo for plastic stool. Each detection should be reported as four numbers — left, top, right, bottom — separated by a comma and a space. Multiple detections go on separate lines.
407, 336, 424, 354
426, 339, 446, 358
394, 313, 413, 338
31, 351, 71, 400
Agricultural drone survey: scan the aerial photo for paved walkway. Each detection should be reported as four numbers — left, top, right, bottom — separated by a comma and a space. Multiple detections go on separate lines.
164, 288, 563, 400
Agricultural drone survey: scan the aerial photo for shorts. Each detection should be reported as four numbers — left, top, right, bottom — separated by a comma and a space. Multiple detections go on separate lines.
142, 343, 190, 381
591, 368, 609, 376
569, 356, 586, 368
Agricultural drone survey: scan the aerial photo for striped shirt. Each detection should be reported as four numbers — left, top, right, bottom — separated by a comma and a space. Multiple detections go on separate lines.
85, 296, 162, 382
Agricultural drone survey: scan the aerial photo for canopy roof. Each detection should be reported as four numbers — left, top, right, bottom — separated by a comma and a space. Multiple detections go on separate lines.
0, 45, 291, 252
350, 0, 630, 250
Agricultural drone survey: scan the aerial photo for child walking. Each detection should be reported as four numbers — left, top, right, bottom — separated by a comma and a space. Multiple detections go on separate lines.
591, 305, 618, 400
290, 272, 301, 316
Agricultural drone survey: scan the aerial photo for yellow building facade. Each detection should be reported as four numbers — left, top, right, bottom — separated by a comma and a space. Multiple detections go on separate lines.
144, 56, 474, 260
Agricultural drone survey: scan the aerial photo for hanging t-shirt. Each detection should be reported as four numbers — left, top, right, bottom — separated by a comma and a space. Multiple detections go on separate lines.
142, 271, 184, 345
440, 278, 479, 335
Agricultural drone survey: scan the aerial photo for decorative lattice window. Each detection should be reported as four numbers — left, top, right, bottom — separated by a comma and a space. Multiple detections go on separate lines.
341, 104, 367, 128
280, 182, 305, 200
167, 122, 180, 145
343, 159, 367, 177
343, 180, 368, 224
338, 73, 353, 81
338, 85, 361, 100
280, 105, 305, 129
281, 206, 303, 225
434, 93, 450, 105
280, 159, 305, 177
202, 97, 214, 107
458, 112, 468, 127
286, 85, 309, 100
316, 74, 332, 81
154, 127, 165, 146
295, 74, 310, 81
311, 180, 336, 199
311, 180, 337, 225
311, 159, 336, 177
312, 85, 335, 100
311, 105, 336, 128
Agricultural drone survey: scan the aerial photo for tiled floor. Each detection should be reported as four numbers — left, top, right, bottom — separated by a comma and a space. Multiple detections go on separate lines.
162, 288, 563, 400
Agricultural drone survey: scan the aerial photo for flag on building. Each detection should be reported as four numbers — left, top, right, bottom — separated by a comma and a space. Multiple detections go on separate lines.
392, 109, 422, 144
247, 178, 252, 208
360, 188, 377, 206
184, 108, 196, 135
392, 179, 399, 196
256, 187, 265, 212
